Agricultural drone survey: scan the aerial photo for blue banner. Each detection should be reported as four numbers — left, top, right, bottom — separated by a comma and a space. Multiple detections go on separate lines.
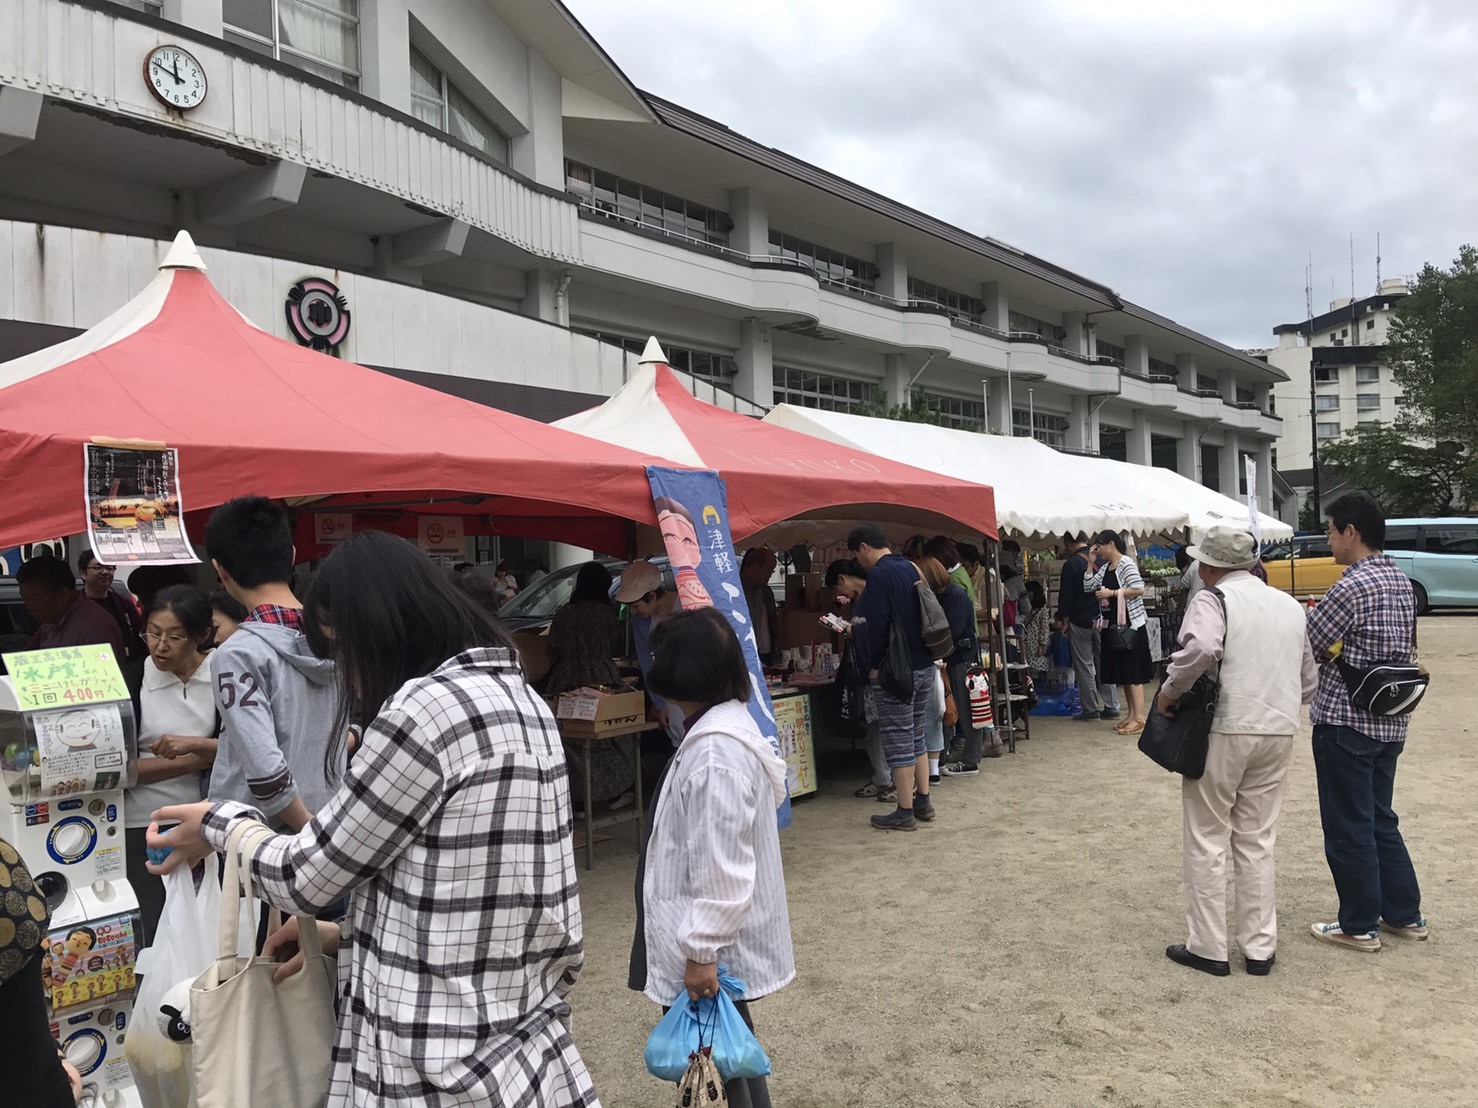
646, 466, 792, 830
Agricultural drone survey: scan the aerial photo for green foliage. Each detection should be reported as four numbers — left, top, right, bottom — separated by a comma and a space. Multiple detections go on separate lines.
852, 391, 952, 427
1298, 499, 1321, 533
1387, 244, 1478, 454
1139, 555, 1178, 578
1320, 423, 1474, 517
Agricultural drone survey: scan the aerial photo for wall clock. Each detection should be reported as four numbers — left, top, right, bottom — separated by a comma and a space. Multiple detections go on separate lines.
144, 44, 207, 111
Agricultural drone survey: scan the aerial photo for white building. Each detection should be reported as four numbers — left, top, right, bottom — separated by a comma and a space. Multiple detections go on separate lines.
0, 0, 1284, 546
1263, 280, 1410, 521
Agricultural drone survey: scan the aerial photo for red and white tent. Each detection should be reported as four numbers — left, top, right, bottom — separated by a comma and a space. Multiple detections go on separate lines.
555, 343, 997, 543
0, 232, 678, 554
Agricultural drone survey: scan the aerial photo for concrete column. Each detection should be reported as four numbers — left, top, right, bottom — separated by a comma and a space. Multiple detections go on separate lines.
980, 282, 1008, 332
521, 269, 561, 323
358, 0, 410, 111
1219, 368, 1237, 402
510, 51, 565, 189
163, 0, 223, 36
1220, 432, 1241, 498
735, 320, 774, 408
1067, 395, 1091, 451
876, 242, 907, 302
1127, 410, 1152, 466
1256, 440, 1274, 516
1178, 423, 1200, 482
1124, 334, 1150, 377
983, 377, 1007, 434
1175, 352, 1198, 390
882, 354, 910, 408
1062, 311, 1089, 357
728, 188, 768, 256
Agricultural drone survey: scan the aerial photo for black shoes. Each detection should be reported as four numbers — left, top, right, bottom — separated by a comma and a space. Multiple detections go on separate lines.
1165, 944, 1230, 977
1245, 955, 1275, 976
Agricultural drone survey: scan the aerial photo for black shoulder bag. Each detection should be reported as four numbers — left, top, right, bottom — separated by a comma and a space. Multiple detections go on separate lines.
1138, 587, 1225, 780
1335, 599, 1429, 716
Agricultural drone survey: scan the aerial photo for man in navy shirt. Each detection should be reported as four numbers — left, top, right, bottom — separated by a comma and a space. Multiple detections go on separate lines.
849, 524, 935, 831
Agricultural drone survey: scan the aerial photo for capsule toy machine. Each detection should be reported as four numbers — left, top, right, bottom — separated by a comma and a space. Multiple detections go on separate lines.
1, 643, 144, 1108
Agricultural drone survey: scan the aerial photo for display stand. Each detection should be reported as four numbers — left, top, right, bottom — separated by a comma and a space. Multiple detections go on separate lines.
559, 719, 646, 871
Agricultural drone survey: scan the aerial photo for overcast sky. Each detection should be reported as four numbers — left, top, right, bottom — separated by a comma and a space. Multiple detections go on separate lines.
564, 0, 1478, 348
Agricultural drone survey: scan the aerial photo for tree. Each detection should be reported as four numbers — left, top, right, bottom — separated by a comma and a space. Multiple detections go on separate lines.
853, 390, 953, 427
1386, 244, 1478, 454
1318, 423, 1474, 517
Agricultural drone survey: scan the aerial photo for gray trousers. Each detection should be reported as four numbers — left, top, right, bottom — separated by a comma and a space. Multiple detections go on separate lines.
1068, 622, 1119, 712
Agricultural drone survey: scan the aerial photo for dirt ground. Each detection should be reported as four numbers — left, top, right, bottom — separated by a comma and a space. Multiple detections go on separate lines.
567, 615, 1478, 1107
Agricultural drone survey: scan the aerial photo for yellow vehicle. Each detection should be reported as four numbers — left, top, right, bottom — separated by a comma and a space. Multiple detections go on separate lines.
1260, 535, 1345, 600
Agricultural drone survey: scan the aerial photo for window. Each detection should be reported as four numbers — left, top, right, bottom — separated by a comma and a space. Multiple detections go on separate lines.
1386, 526, 1421, 552
1329, 333, 1338, 343
1096, 339, 1126, 367
1355, 366, 1380, 384
922, 392, 985, 431
1147, 356, 1179, 381
1341, 328, 1349, 338
1394, 395, 1408, 407
1423, 527, 1478, 555
1316, 421, 1341, 439
1236, 386, 1256, 405
224, 0, 360, 89
410, 48, 508, 162
1314, 365, 1338, 384
576, 330, 737, 391
1366, 319, 1376, 330
1150, 434, 1179, 470
1099, 425, 1128, 462
1011, 409, 1069, 447
769, 232, 876, 293
118, 0, 163, 12
1269, 394, 1277, 414
1008, 311, 1064, 342
772, 366, 877, 412
1197, 374, 1220, 394
1356, 394, 1381, 412
565, 161, 729, 247
1297, 536, 1333, 558
1315, 395, 1340, 411
907, 279, 982, 321
1270, 447, 1278, 468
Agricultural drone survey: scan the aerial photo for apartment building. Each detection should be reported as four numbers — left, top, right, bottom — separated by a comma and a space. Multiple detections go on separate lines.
1, 0, 1282, 514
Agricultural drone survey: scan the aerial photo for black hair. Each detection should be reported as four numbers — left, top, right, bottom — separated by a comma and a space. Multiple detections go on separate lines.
570, 561, 614, 605
653, 497, 695, 526
204, 496, 294, 589
67, 926, 97, 949
1025, 580, 1047, 608
901, 534, 928, 559
495, 561, 510, 574
1093, 530, 1127, 555
15, 556, 73, 591
128, 565, 194, 617
846, 523, 889, 553
451, 571, 502, 616
304, 531, 518, 781
924, 536, 960, 568
1001, 540, 1022, 554
78, 551, 105, 572
957, 543, 981, 566
452, 562, 472, 573
209, 590, 249, 623
823, 557, 867, 589
647, 608, 751, 706
740, 547, 772, 571
147, 585, 214, 648
1326, 491, 1386, 550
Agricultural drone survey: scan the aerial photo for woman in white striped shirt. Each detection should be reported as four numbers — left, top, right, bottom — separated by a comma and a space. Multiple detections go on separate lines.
1084, 530, 1154, 735
636, 608, 794, 1107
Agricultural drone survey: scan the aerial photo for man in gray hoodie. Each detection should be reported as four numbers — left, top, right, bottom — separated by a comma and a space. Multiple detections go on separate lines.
203, 497, 342, 832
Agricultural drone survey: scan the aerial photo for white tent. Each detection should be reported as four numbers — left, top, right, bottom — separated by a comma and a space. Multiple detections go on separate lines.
762, 405, 1292, 545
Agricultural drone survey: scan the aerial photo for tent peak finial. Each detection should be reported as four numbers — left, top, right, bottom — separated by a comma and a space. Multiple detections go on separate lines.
638, 336, 667, 366
160, 230, 207, 273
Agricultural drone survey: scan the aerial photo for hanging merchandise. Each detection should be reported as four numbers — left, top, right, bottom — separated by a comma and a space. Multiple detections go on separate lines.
966, 667, 994, 731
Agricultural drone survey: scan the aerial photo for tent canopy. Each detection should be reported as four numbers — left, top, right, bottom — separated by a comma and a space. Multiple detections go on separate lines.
763, 405, 1292, 546
554, 350, 998, 544
0, 232, 679, 554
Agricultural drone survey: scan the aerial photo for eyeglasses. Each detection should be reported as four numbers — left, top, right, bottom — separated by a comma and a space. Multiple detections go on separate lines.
144, 631, 190, 647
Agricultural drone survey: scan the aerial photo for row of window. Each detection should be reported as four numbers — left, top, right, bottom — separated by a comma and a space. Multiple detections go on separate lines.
772, 366, 877, 411
908, 278, 983, 320
768, 233, 878, 293
1316, 395, 1387, 412
1147, 356, 1179, 379
924, 393, 985, 431
564, 162, 730, 247
1325, 319, 1378, 343
1008, 311, 1065, 343
1316, 365, 1384, 385
224, 0, 360, 88
1012, 409, 1069, 448
575, 331, 737, 390
410, 48, 508, 163
1096, 339, 1126, 367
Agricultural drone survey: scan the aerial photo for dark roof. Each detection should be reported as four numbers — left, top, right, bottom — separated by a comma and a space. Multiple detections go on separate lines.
1273, 293, 1405, 336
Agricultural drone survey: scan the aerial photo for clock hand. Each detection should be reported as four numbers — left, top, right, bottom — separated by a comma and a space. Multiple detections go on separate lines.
170, 58, 182, 84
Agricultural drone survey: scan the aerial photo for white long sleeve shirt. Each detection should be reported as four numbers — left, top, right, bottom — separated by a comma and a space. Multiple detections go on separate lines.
642, 700, 795, 1005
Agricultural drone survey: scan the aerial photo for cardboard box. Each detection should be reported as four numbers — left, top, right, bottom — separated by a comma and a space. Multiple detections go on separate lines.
555, 688, 645, 736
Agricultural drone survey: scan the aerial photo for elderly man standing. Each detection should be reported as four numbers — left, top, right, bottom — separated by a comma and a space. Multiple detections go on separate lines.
1156, 527, 1316, 977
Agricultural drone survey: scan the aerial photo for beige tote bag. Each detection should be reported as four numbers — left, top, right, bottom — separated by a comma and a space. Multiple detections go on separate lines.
190, 821, 337, 1108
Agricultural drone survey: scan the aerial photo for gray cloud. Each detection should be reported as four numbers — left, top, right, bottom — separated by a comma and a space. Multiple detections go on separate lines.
566, 0, 1478, 346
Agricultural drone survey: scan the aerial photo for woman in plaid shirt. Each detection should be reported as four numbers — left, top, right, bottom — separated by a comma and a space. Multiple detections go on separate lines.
148, 532, 599, 1107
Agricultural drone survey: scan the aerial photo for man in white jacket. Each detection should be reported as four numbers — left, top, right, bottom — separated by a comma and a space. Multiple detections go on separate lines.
1156, 526, 1317, 977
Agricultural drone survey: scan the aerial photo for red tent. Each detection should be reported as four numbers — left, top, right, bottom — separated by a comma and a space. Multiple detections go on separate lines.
555, 351, 998, 542
0, 233, 677, 555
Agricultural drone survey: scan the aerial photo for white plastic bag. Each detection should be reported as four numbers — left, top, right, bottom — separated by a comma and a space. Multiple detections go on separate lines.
126, 864, 221, 1108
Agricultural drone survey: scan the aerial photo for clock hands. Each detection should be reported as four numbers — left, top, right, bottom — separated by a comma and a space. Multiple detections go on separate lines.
150, 55, 183, 85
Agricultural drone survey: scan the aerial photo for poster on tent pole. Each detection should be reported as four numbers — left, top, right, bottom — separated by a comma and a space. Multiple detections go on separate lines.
1244, 457, 1261, 549
83, 442, 198, 566
646, 466, 792, 830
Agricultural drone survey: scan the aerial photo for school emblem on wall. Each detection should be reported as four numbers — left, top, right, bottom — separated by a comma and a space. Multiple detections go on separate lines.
285, 277, 351, 353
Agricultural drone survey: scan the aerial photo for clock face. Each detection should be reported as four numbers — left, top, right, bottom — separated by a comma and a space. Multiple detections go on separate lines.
144, 45, 207, 111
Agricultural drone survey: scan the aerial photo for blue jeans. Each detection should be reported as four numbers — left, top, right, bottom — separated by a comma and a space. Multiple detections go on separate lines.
1311, 725, 1422, 935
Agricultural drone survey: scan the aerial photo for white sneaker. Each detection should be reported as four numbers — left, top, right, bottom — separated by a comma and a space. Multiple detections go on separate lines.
1310, 921, 1381, 952
1379, 916, 1429, 941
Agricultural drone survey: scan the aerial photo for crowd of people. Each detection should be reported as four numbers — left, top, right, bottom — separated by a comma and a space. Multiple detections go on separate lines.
1, 487, 1430, 1104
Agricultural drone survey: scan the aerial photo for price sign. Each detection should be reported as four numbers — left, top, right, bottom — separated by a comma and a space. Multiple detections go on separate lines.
1, 645, 129, 713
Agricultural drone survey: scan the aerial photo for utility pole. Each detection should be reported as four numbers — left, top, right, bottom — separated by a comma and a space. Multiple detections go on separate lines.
1307, 256, 1321, 525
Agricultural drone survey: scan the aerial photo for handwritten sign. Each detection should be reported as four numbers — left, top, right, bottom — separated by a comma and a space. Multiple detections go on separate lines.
772, 692, 817, 798
1, 645, 130, 713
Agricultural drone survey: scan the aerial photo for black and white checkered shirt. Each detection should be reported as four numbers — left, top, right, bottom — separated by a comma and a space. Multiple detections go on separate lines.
202, 647, 599, 1107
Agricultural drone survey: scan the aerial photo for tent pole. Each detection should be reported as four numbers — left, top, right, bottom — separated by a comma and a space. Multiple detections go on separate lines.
993, 539, 1015, 753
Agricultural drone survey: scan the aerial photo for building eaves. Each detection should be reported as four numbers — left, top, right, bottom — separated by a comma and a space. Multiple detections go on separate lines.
1118, 300, 1291, 382
643, 94, 1121, 309
1273, 292, 1405, 336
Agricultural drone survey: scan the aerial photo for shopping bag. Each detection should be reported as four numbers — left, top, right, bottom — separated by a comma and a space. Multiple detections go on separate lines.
125, 864, 221, 1108
645, 968, 772, 1083
190, 821, 337, 1108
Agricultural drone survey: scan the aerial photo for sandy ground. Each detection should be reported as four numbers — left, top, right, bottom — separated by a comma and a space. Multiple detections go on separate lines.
567, 615, 1478, 1107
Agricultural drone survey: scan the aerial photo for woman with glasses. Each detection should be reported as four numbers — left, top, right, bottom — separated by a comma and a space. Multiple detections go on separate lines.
124, 585, 219, 946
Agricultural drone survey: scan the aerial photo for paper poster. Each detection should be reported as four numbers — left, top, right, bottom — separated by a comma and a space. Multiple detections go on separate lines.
2, 644, 131, 714
84, 443, 198, 565
772, 693, 817, 798
646, 466, 792, 829
315, 512, 353, 546
1245, 457, 1262, 548
418, 516, 465, 561
32, 705, 128, 797
41, 911, 138, 1012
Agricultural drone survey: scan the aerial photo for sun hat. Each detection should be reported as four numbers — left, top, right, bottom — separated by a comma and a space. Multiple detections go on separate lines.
613, 560, 664, 603
1185, 525, 1258, 570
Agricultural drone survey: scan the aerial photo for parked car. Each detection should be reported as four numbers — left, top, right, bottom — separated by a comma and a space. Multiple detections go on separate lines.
1384, 518, 1478, 615
1260, 534, 1344, 601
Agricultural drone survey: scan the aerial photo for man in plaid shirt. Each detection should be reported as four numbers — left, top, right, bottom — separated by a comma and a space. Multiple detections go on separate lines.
1305, 492, 1427, 953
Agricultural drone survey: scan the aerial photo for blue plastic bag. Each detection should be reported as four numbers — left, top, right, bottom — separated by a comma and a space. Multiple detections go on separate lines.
644, 968, 772, 1083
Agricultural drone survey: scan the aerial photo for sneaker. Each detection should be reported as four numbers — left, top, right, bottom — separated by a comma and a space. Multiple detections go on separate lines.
1072, 711, 1102, 722
854, 782, 887, 798
928, 774, 941, 786
1100, 708, 1121, 720
871, 808, 917, 832
940, 762, 979, 777
1310, 921, 1381, 952
1379, 916, 1429, 941
877, 785, 898, 803
913, 799, 936, 822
